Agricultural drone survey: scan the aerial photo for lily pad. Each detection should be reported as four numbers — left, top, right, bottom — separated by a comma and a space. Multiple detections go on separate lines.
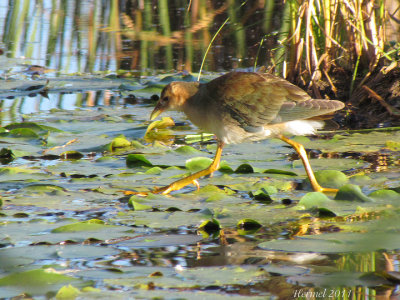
55, 285, 81, 299
126, 154, 153, 168
128, 196, 153, 211
237, 218, 262, 230
185, 157, 213, 172
0, 268, 85, 297
108, 136, 132, 151
386, 140, 400, 151
369, 189, 400, 201
52, 219, 110, 233
258, 231, 400, 253
235, 163, 254, 174
334, 184, 373, 202
174, 145, 203, 155
198, 219, 220, 233
5, 122, 62, 133
9, 128, 39, 138
299, 192, 333, 209
312, 170, 348, 189
59, 150, 84, 159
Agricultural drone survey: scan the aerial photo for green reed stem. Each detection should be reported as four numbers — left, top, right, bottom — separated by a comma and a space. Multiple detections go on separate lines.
197, 17, 230, 81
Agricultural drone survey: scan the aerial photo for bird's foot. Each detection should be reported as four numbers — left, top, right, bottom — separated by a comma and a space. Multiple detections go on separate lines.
319, 187, 339, 193
123, 190, 149, 196
152, 179, 201, 195
312, 185, 338, 194
123, 179, 201, 197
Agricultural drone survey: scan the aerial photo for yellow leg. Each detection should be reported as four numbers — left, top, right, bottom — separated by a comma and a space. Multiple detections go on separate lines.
152, 141, 225, 195
279, 135, 338, 193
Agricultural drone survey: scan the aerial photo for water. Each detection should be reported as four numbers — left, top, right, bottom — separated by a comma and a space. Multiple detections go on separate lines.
1, 1, 400, 298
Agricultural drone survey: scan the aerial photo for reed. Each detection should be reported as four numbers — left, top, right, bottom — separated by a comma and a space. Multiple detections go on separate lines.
158, 0, 173, 70
275, 0, 393, 94
1, 0, 396, 90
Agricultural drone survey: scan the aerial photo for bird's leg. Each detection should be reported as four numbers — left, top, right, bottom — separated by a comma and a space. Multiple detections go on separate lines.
152, 141, 225, 195
278, 135, 338, 193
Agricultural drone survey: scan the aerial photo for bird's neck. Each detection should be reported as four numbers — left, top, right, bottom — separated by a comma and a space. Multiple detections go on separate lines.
170, 81, 199, 111
183, 83, 209, 110
182, 83, 215, 130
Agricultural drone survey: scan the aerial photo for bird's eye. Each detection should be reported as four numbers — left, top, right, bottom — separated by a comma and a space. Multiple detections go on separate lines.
162, 96, 169, 103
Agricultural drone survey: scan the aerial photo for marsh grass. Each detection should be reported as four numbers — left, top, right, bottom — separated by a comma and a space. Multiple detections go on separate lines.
120, 0, 398, 96
1, 1, 398, 96
273, 0, 395, 95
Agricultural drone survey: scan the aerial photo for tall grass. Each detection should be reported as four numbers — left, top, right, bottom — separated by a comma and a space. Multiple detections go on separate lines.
1, 0, 397, 87
274, 0, 393, 93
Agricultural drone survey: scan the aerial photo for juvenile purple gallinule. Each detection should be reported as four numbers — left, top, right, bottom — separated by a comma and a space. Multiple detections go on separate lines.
148, 71, 344, 195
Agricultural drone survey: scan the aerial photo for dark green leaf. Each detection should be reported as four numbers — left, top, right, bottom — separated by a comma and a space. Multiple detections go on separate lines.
263, 169, 297, 176
198, 219, 220, 232
237, 218, 262, 230
9, 128, 39, 138
334, 184, 373, 202
126, 154, 153, 168
235, 163, 254, 174
60, 151, 84, 160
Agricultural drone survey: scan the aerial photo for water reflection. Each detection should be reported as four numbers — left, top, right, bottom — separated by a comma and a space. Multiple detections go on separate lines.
1, 1, 120, 74
0, 0, 265, 123
0, 0, 273, 75
0, 90, 124, 125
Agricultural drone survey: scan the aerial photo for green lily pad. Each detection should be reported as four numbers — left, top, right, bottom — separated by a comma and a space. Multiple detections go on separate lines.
128, 196, 153, 211
55, 285, 81, 299
109, 136, 132, 151
51, 219, 109, 233
334, 184, 372, 202
263, 169, 297, 176
386, 140, 400, 151
249, 188, 273, 202
9, 128, 39, 138
185, 157, 212, 172
145, 166, 163, 175
369, 189, 400, 201
349, 174, 372, 185
0, 167, 39, 175
218, 161, 234, 173
258, 231, 400, 253
312, 170, 348, 189
235, 163, 254, 174
5, 122, 62, 133
198, 219, 220, 232
237, 218, 262, 230
174, 145, 203, 155
299, 192, 332, 209
0, 268, 84, 297
22, 184, 66, 194
126, 154, 153, 168
60, 150, 84, 159
0, 148, 14, 163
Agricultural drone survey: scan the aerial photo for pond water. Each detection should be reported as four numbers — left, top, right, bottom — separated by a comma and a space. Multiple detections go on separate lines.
1, 1, 400, 299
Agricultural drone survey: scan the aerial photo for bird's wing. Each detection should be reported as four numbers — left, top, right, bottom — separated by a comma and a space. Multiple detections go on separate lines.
206, 72, 312, 130
272, 99, 345, 123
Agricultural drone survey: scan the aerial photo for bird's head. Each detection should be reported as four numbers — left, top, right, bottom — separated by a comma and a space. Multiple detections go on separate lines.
150, 81, 200, 120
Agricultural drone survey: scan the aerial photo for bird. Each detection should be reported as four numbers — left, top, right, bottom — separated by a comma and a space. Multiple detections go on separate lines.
146, 71, 345, 195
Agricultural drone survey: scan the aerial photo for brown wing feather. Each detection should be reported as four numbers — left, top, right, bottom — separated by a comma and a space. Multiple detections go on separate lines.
205, 72, 312, 129
272, 99, 345, 123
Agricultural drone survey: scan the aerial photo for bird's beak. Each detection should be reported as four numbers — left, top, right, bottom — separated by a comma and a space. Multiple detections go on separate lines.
150, 102, 164, 120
